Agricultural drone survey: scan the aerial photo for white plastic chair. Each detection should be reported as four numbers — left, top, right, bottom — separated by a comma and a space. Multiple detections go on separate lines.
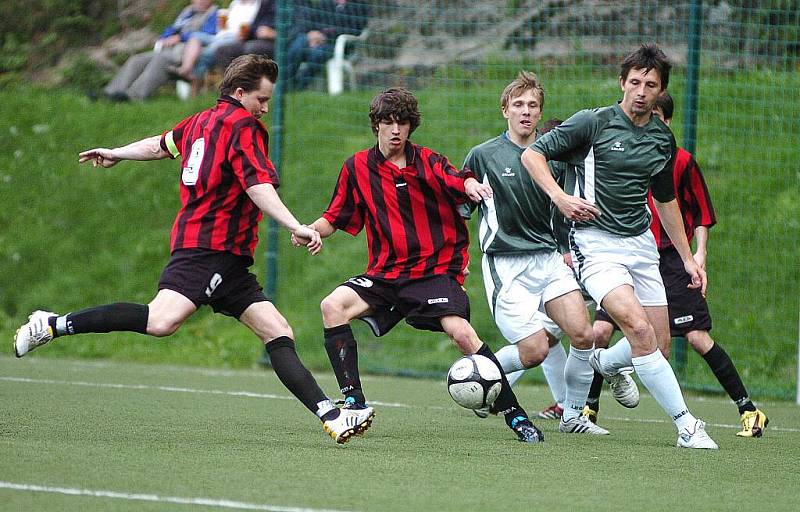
326, 29, 369, 96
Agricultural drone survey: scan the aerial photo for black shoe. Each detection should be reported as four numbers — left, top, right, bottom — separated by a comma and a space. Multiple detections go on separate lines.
511, 416, 544, 443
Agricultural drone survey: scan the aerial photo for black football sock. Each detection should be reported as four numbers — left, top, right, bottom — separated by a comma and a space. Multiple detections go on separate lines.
701, 342, 756, 414
476, 343, 529, 427
48, 303, 149, 338
586, 371, 604, 410
265, 336, 330, 415
324, 324, 365, 403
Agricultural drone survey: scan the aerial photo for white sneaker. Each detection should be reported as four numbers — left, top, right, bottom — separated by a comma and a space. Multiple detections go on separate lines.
14, 310, 57, 358
589, 348, 640, 408
559, 415, 610, 435
677, 420, 718, 449
322, 406, 375, 444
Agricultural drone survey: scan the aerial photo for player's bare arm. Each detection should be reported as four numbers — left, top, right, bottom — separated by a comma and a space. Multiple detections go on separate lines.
693, 225, 709, 269
521, 147, 600, 221
653, 198, 707, 295
247, 183, 322, 255
78, 135, 168, 168
464, 177, 492, 202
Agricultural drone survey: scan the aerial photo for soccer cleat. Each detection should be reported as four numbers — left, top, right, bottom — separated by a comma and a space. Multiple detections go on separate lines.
14, 310, 57, 358
537, 403, 564, 420
736, 409, 768, 438
510, 416, 544, 443
338, 397, 374, 435
581, 405, 598, 424
322, 406, 375, 444
589, 348, 639, 408
676, 420, 718, 449
473, 406, 490, 418
559, 415, 610, 435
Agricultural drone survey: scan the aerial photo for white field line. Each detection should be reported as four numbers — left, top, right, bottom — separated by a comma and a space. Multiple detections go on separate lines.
1, 375, 796, 432
0, 481, 355, 512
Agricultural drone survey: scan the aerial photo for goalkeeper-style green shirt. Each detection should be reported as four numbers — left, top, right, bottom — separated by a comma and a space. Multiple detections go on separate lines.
463, 132, 561, 254
531, 103, 676, 237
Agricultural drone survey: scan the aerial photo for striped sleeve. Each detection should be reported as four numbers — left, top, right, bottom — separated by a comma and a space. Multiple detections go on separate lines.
429, 150, 471, 203
323, 158, 364, 235
229, 119, 278, 189
160, 115, 194, 159
685, 157, 717, 229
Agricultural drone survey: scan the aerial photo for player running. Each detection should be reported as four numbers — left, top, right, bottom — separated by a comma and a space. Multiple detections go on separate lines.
521, 44, 718, 449
13, 55, 373, 445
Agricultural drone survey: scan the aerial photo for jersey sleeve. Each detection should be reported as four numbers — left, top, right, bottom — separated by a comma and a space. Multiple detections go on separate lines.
459, 147, 482, 218
650, 136, 677, 203
322, 159, 364, 236
229, 120, 279, 189
431, 151, 474, 204
685, 156, 717, 229
160, 114, 194, 159
530, 109, 596, 164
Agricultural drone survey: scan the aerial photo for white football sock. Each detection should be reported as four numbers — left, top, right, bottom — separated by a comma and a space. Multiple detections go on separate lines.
495, 344, 525, 373
633, 350, 696, 431
562, 346, 594, 421
541, 342, 567, 406
598, 336, 632, 373
505, 369, 525, 387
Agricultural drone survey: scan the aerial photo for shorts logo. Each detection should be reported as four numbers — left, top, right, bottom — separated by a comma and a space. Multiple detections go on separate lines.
348, 277, 374, 288
674, 315, 693, 325
610, 141, 625, 152
205, 273, 222, 297
427, 297, 449, 304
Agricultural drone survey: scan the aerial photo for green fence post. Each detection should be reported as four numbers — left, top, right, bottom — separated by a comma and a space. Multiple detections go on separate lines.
672, 336, 688, 381
260, 0, 292, 366
684, 0, 703, 154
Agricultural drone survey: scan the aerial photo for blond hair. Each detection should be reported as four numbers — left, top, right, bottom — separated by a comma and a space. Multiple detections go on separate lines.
500, 71, 544, 110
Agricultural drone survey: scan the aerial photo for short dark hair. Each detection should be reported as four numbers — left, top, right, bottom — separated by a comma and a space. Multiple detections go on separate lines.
501, 71, 544, 111
368, 87, 421, 135
655, 92, 675, 120
219, 54, 278, 96
540, 118, 563, 134
620, 43, 671, 90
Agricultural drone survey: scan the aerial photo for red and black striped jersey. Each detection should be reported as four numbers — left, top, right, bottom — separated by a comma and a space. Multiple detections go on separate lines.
648, 147, 716, 250
323, 143, 475, 284
160, 96, 279, 259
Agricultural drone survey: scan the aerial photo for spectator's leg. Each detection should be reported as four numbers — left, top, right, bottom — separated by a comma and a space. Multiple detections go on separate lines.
127, 45, 182, 100
243, 39, 275, 58
286, 34, 310, 89
214, 41, 247, 72
296, 43, 333, 90
104, 51, 154, 98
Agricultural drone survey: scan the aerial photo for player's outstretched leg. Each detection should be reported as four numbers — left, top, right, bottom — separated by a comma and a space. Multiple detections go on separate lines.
589, 342, 640, 408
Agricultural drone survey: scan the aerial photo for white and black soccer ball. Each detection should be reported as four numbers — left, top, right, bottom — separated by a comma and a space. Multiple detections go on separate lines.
447, 354, 502, 410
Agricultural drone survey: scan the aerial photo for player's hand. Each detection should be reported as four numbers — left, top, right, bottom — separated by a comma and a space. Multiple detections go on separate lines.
465, 178, 492, 202
562, 251, 573, 269
693, 250, 707, 270
78, 148, 120, 168
553, 194, 600, 222
684, 258, 707, 297
291, 225, 322, 255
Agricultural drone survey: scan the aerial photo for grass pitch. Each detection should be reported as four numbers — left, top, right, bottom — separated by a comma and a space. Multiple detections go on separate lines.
1, 355, 798, 511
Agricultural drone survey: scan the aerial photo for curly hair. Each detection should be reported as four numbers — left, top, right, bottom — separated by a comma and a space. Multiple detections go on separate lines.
368, 87, 422, 135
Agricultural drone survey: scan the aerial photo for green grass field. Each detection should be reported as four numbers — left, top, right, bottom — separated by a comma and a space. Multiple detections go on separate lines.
2, 355, 799, 511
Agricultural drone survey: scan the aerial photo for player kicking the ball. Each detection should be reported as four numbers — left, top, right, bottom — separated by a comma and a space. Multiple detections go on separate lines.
296, 87, 544, 443
521, 44, 718, 449
13, 55, 372, 445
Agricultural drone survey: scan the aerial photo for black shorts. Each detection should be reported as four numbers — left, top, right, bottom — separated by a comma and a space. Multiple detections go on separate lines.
659, 247, 712, 336
593, 248, 712, 337
158, 248, 268, 319
342, 274, 470, 333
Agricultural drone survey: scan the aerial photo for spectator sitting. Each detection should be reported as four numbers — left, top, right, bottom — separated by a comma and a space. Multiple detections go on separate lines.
214, 0, 277, 73
102, 0, 218, 102
286, 0, 369, 90
172, 0, 261, 90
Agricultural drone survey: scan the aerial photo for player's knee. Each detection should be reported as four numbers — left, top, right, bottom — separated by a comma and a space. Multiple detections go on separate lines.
570, 326, 594, 350
320, 295, 347, 324
686, 331, 714, 354
147, 317, 181, 337
519, 342, 548, 367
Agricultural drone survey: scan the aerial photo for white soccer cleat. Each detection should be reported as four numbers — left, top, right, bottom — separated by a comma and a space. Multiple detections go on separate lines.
559, 415, 610, 435
677, 419, 718, 449
14, 310, 57, 358
322, 406, 375, 444
589, 348, 640, 408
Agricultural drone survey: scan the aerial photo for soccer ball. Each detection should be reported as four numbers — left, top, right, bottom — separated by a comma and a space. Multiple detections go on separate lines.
447, 354, 502, 410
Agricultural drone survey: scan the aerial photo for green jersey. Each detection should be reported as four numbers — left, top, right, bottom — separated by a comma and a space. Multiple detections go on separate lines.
464, 132, 558, 254
531, 103, 676, 236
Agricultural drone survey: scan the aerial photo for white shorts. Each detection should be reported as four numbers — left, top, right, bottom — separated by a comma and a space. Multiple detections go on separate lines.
570, 227, 667, 307
482, 251, 579, 343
